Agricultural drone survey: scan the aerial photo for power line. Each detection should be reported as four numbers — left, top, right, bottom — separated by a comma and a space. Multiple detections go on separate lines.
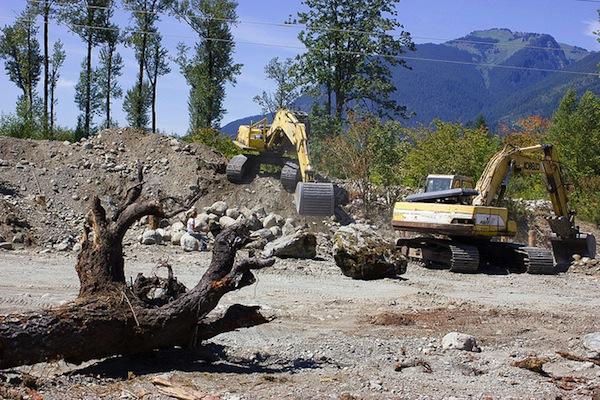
1, 15, 598, 78
24, 0, 591, 54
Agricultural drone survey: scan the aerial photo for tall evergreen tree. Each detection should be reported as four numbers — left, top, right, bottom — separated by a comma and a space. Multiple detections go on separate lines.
294, 0, 415, 121
253, 57, 301, 115
0, 6, 43, 123
174, 0, 242, 130
145, 33, 170, 133
48, 39, 65, 136
122, 0, 172, 129
97, 0, 123, 129
61, 0, 111, 138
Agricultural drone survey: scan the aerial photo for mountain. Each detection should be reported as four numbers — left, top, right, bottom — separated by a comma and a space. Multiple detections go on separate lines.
221, 28, 598, 135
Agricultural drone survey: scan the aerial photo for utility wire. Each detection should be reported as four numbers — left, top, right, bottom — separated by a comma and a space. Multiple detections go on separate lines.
24, 0, 591, 54
1, 15, 597, 77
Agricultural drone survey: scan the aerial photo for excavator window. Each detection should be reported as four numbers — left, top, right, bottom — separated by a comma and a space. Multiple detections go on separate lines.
426, 177, 453, 193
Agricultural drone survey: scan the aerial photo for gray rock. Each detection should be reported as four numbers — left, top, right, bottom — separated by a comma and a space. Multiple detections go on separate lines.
156, 228, 170, 243
583, 332, 600, 352
141, 229, 162, 245
72, 242, 82, 253
282, 221, 296, 236
226, 207, 241, 219
332, 223, 407, 280
262, 230, 317, 259
0, 159, 9, 167
0, 242, 13, 250
55, 241, 70, 251
219, 215, 237, 228
251, 228, 275, 241
180, 232, 200, 252
209, 201, 228, 217
239, 206, 253, 218
207, 213, 219, 222
244, 214, 263, 231
171, 221, 185, 232
269, 226, 282, 237
171, 230, 184, 245
442, 332, 480, 352
82, 142, 93, 150
250, 206, 267, 219
263, 213, 278, 229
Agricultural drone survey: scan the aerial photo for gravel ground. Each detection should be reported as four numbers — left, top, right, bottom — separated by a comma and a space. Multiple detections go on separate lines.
1, 247, 599, 399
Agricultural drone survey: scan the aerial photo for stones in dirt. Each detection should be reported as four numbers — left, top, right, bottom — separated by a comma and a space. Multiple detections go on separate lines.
262, 230, 317, 259
442, 332, 481, 352
180, 232, 202, 252
141, 229, 163, 245
206, 201, 228, 217
332, 224, 406, 280
583, 332, 600, 352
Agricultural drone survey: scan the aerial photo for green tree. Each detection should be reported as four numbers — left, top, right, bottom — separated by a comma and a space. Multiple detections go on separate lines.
402, 121, 501, 187
48, 39, 65, 136
145, 33, 170, 133
61, 0, 112, 138
294, 0, 415, 121
253, 57, 301, 114
174, 0, 242, 130
74, 60, 102, 139
548, 90, 600, 223
0, 6, 43, 124
122, 0, 172, 129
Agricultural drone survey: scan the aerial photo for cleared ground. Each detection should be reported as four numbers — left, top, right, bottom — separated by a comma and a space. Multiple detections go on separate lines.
1, 247, 599, 399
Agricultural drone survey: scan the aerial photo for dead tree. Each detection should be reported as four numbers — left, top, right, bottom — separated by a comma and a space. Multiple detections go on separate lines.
0, 165, 274, 369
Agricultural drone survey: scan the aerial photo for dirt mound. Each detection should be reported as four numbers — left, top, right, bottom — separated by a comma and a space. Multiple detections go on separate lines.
0, 129, 341, 248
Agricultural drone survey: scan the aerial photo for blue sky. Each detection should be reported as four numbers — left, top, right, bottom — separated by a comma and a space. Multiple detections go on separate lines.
1, 0, 599, 136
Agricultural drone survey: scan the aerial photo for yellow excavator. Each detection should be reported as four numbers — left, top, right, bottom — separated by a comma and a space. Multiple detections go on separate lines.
392, 144, 596, 274
226, 108, 335, 216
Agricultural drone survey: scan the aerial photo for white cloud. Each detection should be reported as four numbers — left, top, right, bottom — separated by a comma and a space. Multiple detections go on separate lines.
57, 78, 76, 88
583, 20, 600, 37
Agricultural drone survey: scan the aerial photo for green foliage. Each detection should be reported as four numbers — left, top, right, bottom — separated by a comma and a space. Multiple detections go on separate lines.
0, 112, 74, 141
402, 121, 501, 187
253, 57, 301, 115
294, 0, 415, 120
48, 39, 66, 137
123, 82, 152, 129
174, 0, 242, 131
0, 6, 43, 122
74, 59, 102, 139
548, 90, 600, 224
184, 128, 240, 158
97, 42, 124, 129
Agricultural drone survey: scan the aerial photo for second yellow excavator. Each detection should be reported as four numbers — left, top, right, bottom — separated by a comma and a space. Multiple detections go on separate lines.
392, 144, 596, 274
226, 108, 335, 216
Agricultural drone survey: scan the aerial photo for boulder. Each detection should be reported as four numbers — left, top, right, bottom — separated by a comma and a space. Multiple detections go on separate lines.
263, 213, 278, 229
583, 332, 600, 353
251, 228, 275, 241
171, 230, 184, 245
55, 241, 71, 251
180, 232, 200, 252
226, 208, 241, 219
72, 242, 82, 253
250, 206, 267, 219
262, 230, 317, 259
219, 216, 237, 228
282, 221, 296, 236
12, 233, 25, 244
244, 214, 263, 231
171, 221, 185, 232
332, 224, 406, 280
208, 201, 228, 217
239, 205, 253, 218
156, 228, 171, 243
141, 229, 162, 245
269, 226, 282, 238
442, 332, 480, 352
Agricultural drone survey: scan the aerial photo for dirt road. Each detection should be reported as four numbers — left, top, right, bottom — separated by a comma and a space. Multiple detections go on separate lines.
1, 248, 599, 399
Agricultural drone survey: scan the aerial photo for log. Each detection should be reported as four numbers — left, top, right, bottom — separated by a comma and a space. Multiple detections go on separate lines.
0, 165, 274, 369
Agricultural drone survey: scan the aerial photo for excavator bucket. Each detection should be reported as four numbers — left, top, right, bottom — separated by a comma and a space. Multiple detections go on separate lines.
295, 182, 335, 216
550, 234, 597, 267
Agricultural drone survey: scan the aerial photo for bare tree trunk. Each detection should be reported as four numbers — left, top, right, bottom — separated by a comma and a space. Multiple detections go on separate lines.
0, 166, 274, 369
43, 2, 49, 138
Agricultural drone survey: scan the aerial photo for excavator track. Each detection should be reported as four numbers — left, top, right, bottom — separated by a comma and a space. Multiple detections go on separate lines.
280, 162, 300, 192
225, 154, 256, 183
449, 244, 480, 273
522, 247, 556, 275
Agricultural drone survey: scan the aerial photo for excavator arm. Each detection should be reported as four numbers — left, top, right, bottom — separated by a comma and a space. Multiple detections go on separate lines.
266, 109, 315, 182
473, 144, 595, 262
